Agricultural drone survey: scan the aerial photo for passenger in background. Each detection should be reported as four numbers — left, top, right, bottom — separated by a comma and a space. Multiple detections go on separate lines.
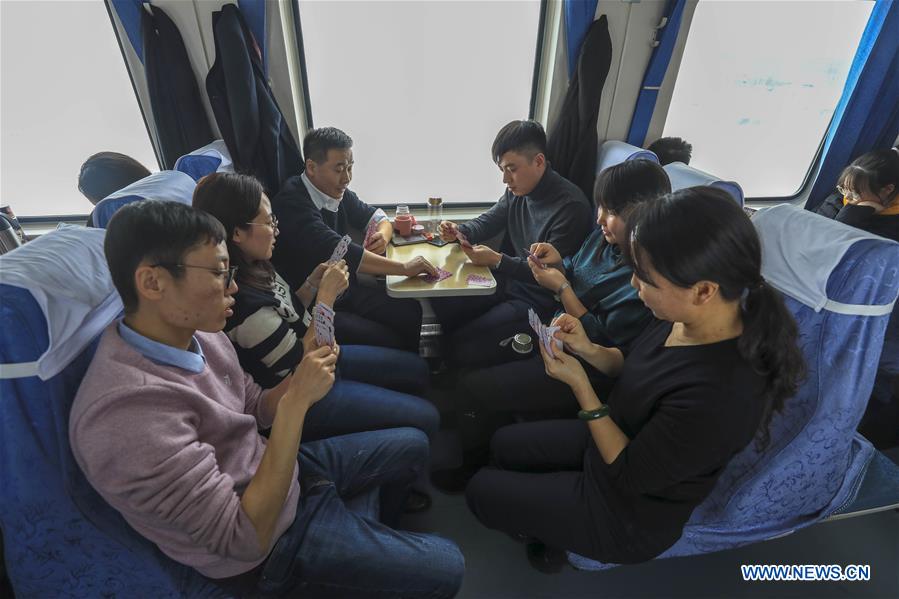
646, 136, 692, 166
433, 160, 669, 490
434, 120, 592, 368
78, 151, 151, 205
193, 172, 439, 443
466, 188, 805, 568
272, 127, 436, 351
813, 147, 899, 242
70, 200, 463, 597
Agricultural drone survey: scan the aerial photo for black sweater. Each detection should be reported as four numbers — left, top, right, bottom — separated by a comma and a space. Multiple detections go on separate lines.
458, 166, 592, 310
587, 319, 766, 562
270, 176, 377, 289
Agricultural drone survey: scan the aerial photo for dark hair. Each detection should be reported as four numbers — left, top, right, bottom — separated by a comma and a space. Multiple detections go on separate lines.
78, 152, 152, 205
303, 127, 353, 164
836, 147, 899, 199
594, 159, 671, 216
647, 137, 693, 166
491, 120, 547, 163
627, 187, 805, 447
104, 200, 226, 313
192, 173, 275, 291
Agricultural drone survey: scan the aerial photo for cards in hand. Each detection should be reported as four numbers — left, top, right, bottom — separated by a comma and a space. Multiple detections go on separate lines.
456, 228, 473, 249
524, 248, 545, 269
528, 308, 563, 358
329, 235, 352, 264
363, 220, 378, 248
313, 302, 336, 348
422, 267, 452, 284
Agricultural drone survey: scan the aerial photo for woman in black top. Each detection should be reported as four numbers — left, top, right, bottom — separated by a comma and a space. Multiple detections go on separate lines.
813, 147, 899, 242
465, 187, 805, 564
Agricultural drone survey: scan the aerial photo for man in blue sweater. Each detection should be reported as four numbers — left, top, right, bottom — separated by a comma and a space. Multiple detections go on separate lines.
434, 120, 592, 368
271, 128, 436, 351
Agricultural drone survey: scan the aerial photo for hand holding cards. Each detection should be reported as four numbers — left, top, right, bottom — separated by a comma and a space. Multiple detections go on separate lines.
328, 235, 352, 264
313, 302, 336, 348
528, 308, 563, 358
456, 228, 473, 249
524, 248, 546, 269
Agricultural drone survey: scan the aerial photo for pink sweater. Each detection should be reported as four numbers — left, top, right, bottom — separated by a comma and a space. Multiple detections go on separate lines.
70, 325, 300, 579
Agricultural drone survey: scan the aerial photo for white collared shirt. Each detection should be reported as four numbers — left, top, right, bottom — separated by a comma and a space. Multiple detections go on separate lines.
300, 172, 389, 226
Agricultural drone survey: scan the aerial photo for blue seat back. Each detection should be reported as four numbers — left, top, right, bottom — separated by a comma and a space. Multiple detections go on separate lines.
570, 205, 899, 569
595, 140, 659, 175
663, 162, 745, 206
0, 229, 227, 597
91, 170, 197, 228
174, 140, 235, 182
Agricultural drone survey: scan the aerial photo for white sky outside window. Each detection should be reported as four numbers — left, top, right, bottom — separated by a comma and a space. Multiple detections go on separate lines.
1, 0, 158, 217
298, 0, 541, 206
662, 1, 874, 198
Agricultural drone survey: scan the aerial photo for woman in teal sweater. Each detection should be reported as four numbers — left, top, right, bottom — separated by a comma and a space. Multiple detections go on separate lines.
434, 160, 670, 490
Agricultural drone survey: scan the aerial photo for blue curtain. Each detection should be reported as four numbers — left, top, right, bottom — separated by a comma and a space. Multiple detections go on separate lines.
565, 0, 598, 78
110, 0, 144, 62
807, 0, 899, 209
625, 0, 686, 147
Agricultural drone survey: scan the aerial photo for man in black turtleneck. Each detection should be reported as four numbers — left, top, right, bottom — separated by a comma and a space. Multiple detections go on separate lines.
434, 120, 592, 369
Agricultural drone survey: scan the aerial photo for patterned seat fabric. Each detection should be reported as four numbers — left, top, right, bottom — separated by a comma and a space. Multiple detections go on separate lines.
570, 205, 899, 570
0, 228, 229, 596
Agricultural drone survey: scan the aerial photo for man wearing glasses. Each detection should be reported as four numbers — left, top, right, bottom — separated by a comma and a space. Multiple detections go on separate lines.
69, 200, 463, 596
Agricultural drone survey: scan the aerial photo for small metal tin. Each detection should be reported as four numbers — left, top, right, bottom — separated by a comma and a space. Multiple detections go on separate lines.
412, 224, 425, 235
511, 333, 532, 354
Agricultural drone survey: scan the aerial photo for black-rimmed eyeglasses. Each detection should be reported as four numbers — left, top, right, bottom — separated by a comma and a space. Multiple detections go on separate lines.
153, 263, 238, 287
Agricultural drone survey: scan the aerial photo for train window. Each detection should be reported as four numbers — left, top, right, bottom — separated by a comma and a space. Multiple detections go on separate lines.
297, 0, 541, 206
1, 0, 157, 218
661, 1, 874, 199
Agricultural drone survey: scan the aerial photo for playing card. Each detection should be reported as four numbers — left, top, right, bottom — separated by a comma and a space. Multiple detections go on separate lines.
456, 228, 473, 249
466, 274, 493, 287
328, 235, 352, 264
524, 248, 545, 269
313, 302, 336, 347
422, 267, 452, 284
363, 220, 378, 248
527, 308, 563, 358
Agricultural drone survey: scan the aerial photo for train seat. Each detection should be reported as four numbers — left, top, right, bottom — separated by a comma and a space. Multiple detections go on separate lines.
0, 226, 381, 596
91, 170, 196, 228
663, 161, 745, 206
595, 140, 659, 175
174, 139, 235, 182
569, 205, 899, 570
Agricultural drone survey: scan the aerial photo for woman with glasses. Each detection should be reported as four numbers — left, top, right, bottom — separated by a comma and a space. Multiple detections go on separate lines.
192, 172, 439, 447
814, 147, 899, 242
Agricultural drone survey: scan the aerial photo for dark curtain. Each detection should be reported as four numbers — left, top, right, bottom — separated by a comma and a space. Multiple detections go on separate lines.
141, 5, 214, 169
546, 15, 612, 203
205, 4, 303, 196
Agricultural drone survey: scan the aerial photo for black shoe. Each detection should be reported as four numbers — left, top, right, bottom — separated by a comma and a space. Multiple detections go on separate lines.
403, 489, 432, 513
526, 541, 567, 574
430, 464, 479, 494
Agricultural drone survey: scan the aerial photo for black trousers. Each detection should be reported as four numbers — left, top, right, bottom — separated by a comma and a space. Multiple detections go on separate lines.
465, 419, 615, 561
455, 356, 615, 462
335, 284, 423, 352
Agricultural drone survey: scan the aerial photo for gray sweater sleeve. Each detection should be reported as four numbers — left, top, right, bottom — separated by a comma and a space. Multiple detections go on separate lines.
458, 194, 510, 243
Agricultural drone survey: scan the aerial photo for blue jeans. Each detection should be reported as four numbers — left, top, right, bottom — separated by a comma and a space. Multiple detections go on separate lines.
258, 428, 464, 597
339, 345, 430, 397
302, 345, 439, 441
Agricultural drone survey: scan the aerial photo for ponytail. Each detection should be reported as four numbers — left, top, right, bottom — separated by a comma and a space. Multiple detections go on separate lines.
739, 279, 806, 448
627, 188, 806, 448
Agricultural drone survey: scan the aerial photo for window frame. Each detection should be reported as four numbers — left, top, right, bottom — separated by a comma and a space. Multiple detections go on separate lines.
289, 0, 548, 212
